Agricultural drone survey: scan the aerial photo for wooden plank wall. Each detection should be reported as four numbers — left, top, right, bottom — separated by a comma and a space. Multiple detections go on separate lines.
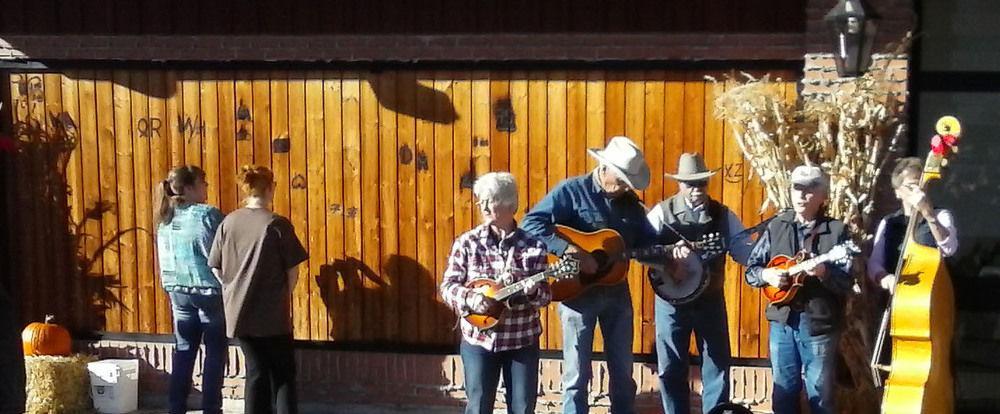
5, 70, 795, 359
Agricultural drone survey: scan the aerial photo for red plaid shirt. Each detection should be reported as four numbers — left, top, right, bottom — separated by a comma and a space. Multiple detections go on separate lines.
440, 223, 551, 352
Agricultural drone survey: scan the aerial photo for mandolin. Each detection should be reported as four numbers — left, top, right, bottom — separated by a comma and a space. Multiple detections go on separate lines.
761, 241, 859, 305
462, 258, 579, 330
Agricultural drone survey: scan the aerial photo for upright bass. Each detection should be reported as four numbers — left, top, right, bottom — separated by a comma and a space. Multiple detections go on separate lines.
871, 116, 960, 414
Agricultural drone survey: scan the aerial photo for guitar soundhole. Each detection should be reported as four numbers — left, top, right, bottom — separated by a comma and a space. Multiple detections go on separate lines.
579, 249, 611, 284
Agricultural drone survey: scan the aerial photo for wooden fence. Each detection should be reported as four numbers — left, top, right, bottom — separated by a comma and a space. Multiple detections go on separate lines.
4, 69, 795, 359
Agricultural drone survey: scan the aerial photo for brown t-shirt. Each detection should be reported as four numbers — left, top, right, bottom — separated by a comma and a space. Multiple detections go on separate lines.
208, 208, 308, 338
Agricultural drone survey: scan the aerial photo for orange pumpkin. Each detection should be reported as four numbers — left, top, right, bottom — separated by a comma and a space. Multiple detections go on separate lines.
22, 315, 72, 356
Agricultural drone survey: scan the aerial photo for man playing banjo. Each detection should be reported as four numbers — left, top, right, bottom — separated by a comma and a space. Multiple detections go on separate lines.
645, 153, 752, 414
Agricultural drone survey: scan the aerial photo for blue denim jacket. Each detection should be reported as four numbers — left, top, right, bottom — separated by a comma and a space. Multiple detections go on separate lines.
521, 172, 658, 256
156, 204, 224, 295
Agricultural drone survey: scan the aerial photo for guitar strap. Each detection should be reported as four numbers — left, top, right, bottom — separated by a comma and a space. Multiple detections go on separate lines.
798, 220, 824, 258
491, 236, 518, 286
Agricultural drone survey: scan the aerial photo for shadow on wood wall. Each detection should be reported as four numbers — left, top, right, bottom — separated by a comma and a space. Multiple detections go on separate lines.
7, 93, 137, 333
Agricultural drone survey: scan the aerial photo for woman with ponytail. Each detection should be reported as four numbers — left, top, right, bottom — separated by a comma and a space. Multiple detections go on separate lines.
154, 165, 227, 414
208, 165, 307, 414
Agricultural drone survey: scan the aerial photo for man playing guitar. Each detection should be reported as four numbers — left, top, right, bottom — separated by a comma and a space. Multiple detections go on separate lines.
744, 165, 853, 414
521, 136, 659, 414
646, 153, 752, 414
440, 172, 552, 414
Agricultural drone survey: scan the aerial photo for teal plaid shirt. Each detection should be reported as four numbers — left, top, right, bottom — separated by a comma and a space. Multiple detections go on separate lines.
156, 204, 224, 295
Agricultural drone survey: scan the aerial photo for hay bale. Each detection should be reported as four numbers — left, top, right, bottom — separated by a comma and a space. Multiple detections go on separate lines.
25, 354, 95, 414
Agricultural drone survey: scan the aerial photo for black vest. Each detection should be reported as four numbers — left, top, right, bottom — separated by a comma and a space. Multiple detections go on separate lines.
882, 209, 939, 273
655, 195, 729, 293
764, 210, 847, 334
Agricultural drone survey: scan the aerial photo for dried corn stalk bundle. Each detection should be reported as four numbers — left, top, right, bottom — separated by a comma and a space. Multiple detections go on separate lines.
25, 354, 95, 414
712, 73, 802, 212
712, 66, 904, 240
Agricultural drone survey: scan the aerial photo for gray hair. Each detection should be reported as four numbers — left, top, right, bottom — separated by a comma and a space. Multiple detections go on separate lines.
473, 172, 518, 210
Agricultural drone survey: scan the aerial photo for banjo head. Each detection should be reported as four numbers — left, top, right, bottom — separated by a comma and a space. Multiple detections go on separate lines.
649, 254, 712, 305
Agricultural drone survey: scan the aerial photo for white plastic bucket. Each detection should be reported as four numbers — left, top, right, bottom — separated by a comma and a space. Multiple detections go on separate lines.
87, 359, 139, 413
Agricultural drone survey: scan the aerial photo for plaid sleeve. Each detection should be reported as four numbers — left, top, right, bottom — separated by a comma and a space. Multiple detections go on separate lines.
524, 244, 552, 309
440, 237, 473, 314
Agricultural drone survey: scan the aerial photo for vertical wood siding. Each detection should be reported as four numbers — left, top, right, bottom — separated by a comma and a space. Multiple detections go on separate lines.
5, 70, 794, 358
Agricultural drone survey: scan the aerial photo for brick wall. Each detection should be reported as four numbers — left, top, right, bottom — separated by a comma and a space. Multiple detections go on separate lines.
0, 33, 804, 63
800, 52, 908, 100
82, 339, 774, 413
2, 2, 917, 64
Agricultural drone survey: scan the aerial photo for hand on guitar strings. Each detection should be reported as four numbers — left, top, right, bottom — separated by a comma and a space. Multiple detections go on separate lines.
467, 292, 501, 314
805, 262, 828, 279
564, 245, 598, 274
761, 267, 790, 288
671, 241, 693, 260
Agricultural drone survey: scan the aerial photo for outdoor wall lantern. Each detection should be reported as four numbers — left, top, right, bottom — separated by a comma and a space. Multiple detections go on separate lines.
825, 0, 879, 77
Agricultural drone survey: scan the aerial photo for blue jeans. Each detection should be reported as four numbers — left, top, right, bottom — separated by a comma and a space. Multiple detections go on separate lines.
168, 292, 227, 414
460, 341, 540, 414
559, 283, 636, 414
768, 311, 839, 414
654, 293, 731, 414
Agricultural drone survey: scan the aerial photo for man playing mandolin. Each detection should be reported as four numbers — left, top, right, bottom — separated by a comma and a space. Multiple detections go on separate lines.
867, 157, 958, 293
521, 136, 659, 414
646, 153, 752, 414
744, 165, 853, 414
440, 172, 552, 414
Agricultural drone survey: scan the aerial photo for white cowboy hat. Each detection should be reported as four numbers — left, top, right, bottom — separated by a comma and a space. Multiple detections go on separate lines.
586, 136, 650, 190
664, 153, 719, 182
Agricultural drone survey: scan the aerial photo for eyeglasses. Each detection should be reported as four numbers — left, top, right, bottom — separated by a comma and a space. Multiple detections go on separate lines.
685, 180, 708, 188
599, 165, 628, 186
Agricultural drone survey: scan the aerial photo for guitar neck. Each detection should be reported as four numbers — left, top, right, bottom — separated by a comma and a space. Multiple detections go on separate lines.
625, 245, 670, 260
788, 252, 836, 275
626, 242, 720, 261
493, 269, 553, 301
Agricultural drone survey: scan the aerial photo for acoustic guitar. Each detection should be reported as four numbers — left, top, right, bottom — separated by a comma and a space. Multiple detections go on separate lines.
761, 240, 859, 305
463, 258, 579, 330
546, 225, 715, 301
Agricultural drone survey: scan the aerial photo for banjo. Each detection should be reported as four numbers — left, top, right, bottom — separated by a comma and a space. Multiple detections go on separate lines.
647, 231, 726, 305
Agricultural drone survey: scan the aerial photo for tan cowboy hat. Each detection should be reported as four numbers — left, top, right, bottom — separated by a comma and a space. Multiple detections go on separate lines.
664, 153, 719, 181
586, 136, 650, 190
